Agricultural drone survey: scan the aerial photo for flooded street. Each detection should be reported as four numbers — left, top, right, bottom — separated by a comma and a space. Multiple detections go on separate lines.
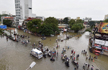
0, 29, 108, 70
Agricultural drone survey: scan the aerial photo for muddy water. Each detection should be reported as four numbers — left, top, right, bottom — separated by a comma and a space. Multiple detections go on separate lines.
0, 29, 108, 70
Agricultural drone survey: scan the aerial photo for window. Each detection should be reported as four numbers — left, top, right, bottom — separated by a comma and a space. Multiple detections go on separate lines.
15, 0, 20, 3
15, 4, 20, 8
29, 8, 32, 9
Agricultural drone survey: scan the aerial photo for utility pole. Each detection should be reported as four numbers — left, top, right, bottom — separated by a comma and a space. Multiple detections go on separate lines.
66, 31, 67, 39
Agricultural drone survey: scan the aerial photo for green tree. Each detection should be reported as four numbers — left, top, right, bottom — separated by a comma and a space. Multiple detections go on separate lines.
71, 23, 84, 32
63, 17, 69, 24
40, 23, 54, 36
0, 14, 9, 21
69, 19, 75, 27
44, 17, 59, 34
26, 19, 42, 33
104, 19, 108, 22
76, 19, 83, 23
3, 19, 12, 27
44, 17, 58, 26
88, 21, 95, 29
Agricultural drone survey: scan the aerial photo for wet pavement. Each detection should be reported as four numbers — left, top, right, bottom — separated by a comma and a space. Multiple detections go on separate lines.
0, 29, 108, 70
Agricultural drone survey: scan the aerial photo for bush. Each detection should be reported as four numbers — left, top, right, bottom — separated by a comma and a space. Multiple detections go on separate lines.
85, 28, 91, 32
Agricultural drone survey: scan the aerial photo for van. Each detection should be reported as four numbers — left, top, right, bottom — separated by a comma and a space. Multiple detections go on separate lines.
30, 48, 43, 59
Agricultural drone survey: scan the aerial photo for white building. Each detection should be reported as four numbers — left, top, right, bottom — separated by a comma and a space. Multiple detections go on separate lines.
15, 0, 36, 26
84, 17, 92, 22
36, 16, 44, 21
104, 14, 108, 20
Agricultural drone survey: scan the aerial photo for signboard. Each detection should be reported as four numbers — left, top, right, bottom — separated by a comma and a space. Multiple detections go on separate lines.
105, 41, 108, 46
99, 22, 108, 34
95, 39, 105, 45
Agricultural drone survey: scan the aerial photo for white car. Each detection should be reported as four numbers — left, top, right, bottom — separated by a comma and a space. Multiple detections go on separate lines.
30, 48, 43, 59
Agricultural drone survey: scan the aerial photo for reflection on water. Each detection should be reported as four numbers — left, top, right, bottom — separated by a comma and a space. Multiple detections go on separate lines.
0, 30, 108, 70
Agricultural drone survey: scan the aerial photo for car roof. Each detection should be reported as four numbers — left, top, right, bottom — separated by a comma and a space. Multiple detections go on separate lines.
32, 49, 42, 54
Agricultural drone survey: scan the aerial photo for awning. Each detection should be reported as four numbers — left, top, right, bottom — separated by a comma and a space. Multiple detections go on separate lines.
94, 50, 100, 53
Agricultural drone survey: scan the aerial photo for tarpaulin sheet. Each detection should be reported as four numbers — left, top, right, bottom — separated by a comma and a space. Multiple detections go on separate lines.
0, 25, 7, 29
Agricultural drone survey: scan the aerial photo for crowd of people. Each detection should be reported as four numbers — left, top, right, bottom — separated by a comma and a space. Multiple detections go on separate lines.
0, 32, 100, 70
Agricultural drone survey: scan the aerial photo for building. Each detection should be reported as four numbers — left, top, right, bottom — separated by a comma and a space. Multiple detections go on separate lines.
36, 16, 44, 21
84, 17, 92, 22
76, 17, 80, 20
15, 0, 36, 26
104, 14, 108, 20
1, 16, 16, 25
83, 17, 92, 26
89, 22, 108, 56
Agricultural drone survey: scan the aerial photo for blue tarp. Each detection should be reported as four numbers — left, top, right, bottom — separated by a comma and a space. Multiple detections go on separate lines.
0, 25, 7, 29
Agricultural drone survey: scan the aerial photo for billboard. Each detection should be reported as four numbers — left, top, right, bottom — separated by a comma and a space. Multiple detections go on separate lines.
99, 22, 108, 33
95, 39, 105, 45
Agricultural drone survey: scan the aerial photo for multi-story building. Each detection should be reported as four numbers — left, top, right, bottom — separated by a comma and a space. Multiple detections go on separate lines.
104, 14, 108, 20
15, 0, 36, 26
84, 17, 92, 22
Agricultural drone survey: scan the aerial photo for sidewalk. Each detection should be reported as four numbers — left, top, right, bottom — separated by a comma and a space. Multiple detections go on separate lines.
103, 52, 108, 56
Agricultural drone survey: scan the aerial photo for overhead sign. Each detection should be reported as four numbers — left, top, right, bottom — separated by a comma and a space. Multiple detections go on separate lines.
95, 39, 105, 45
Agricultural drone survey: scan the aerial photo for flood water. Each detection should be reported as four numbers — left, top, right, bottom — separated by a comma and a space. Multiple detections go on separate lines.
0, 29, 108, 70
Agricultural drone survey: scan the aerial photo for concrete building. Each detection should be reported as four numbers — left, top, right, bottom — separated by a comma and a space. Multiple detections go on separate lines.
84, 17, 92, 22
83, 17, 92, 26
1, 16, 16, 25
104, 14, 108, 20
15, 0, 36, 26
36, 16, 44, 21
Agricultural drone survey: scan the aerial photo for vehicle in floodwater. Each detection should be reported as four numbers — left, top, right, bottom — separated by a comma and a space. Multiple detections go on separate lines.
30, 48, 43, 59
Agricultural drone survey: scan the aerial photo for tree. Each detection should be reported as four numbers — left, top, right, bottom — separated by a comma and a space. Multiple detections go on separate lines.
26, 19, 42, 33
69, 19, 75, 27
88, 21, 95, 29
76, 19, 83, 23
104, 19, 108, 22
44, 17, 59, 34
0, 29, 3, 35
44, 17, 58, 26
40, 23, 54, 36
71, 23, 84, 32
0, 14, 9, 21
63, 17, 69, 24
3, 19, 12, 27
